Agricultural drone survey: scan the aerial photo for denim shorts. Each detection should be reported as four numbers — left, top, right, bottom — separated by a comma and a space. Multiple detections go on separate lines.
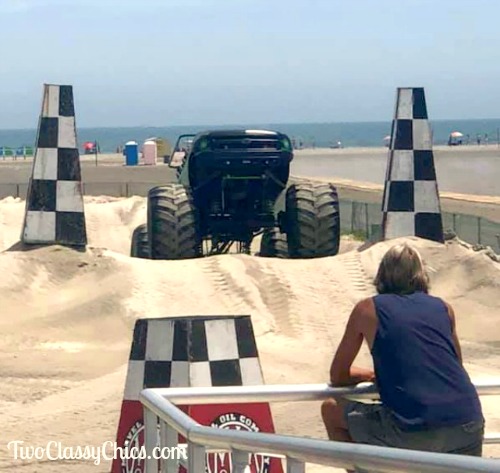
343, 400, 485, 456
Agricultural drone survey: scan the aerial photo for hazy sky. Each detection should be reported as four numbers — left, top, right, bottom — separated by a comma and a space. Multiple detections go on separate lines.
1, 0, 499, 128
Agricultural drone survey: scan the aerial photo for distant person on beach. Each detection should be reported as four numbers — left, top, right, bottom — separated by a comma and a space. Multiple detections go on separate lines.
321, 244, 484, 468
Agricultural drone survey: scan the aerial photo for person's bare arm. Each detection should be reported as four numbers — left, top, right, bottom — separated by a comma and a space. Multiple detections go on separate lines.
445, 301, 463, 365
330, 299, 375, 386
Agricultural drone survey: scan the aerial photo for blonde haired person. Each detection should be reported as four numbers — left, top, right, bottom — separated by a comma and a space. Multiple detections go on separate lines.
321, 243, 484, 467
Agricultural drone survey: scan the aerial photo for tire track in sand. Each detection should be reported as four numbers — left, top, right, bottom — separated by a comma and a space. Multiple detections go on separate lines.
203, 255, 336, 342
243, 258, 302, 337
202, 256, 259, 314
202, 255, 303, 338
341, 251, 375, 299
245, 257, 340, 345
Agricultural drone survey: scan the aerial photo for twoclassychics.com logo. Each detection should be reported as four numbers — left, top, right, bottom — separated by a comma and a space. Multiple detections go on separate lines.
7, 439, 187, 466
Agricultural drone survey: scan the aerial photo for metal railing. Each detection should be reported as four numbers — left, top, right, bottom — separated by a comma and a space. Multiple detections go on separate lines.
139, 381, 500, 473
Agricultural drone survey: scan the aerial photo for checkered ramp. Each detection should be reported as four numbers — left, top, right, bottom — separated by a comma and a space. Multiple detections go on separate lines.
381, 87, 444, 243
21, 84, 87, 246
123, 316, 263, 401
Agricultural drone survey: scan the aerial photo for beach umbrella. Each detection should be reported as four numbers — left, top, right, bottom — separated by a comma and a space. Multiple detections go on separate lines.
450, 131, 463, 138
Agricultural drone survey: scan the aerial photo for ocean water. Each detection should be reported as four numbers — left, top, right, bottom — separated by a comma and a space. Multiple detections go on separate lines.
1, 119, 500, 153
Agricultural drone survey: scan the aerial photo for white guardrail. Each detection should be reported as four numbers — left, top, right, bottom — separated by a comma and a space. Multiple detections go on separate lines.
139, 381, 500, 473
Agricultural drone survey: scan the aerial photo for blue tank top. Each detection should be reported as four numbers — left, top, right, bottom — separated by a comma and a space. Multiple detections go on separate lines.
372, 292, 483, 431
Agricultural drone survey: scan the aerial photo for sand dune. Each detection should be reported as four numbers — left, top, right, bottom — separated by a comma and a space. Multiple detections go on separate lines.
0, 196, 499, 472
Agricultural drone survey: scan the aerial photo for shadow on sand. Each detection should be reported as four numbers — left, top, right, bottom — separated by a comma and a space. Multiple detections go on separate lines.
4, 241, 87, 253
356, 240, 378, 252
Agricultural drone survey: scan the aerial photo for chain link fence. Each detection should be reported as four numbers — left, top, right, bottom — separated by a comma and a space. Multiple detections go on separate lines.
341, 199, 500, 252
0, 183, 498, 251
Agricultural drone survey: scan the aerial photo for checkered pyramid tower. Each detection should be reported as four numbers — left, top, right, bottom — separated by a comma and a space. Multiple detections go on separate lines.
21, 84, 87, 246
112, 315, 282, 473
381, 87, 444, 243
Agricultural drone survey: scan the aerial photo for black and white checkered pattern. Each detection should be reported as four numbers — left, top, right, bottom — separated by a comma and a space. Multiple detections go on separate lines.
381, 87, 444, 243
124, 316, 263, 401
22, 84, 87, 246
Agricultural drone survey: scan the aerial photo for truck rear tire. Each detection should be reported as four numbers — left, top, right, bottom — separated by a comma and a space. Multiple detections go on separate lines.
285, 181, 340, 258
130, 223, 150, 258
259, 228, 288, 258
147, 184, 202, 260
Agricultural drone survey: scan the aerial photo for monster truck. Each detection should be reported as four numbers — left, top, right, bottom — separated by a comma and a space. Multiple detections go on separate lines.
130, 129, 340, 259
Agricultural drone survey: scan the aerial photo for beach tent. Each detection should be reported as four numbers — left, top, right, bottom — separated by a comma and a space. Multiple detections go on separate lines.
145, 136, 172, 161
448, 131, 463, 146
83, 141, 97, 154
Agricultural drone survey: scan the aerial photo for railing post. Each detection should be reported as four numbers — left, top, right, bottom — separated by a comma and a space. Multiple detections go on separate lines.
161, 422, 179, 473
187, 443, 205, 472
232, 450, 250, 473
452, 213, 457, 232
287, 457, 305, 473
144, 408, 158, 473
477, 217, 481, 244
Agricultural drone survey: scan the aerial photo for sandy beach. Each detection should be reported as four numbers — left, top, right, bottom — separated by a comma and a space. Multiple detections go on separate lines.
0, 148, 499, 472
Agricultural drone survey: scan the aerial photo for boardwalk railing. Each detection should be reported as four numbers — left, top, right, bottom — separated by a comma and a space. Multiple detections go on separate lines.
140, 381, 500, 473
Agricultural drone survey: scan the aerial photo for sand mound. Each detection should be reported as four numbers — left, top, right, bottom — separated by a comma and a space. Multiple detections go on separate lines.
0, 197, 499, 471
0, 195, 147, 255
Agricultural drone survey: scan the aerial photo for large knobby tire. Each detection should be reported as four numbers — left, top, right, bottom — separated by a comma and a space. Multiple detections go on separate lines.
147, 184, 202, 260
130, 223, 150, 258
259, 228, 289, 258
285, 181, 340, 258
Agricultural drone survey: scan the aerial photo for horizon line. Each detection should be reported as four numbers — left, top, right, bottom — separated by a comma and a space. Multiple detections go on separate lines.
3, 117, 500, 132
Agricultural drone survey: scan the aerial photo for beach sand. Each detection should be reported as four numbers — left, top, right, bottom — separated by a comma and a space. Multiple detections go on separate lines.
0, 190, 499, 472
